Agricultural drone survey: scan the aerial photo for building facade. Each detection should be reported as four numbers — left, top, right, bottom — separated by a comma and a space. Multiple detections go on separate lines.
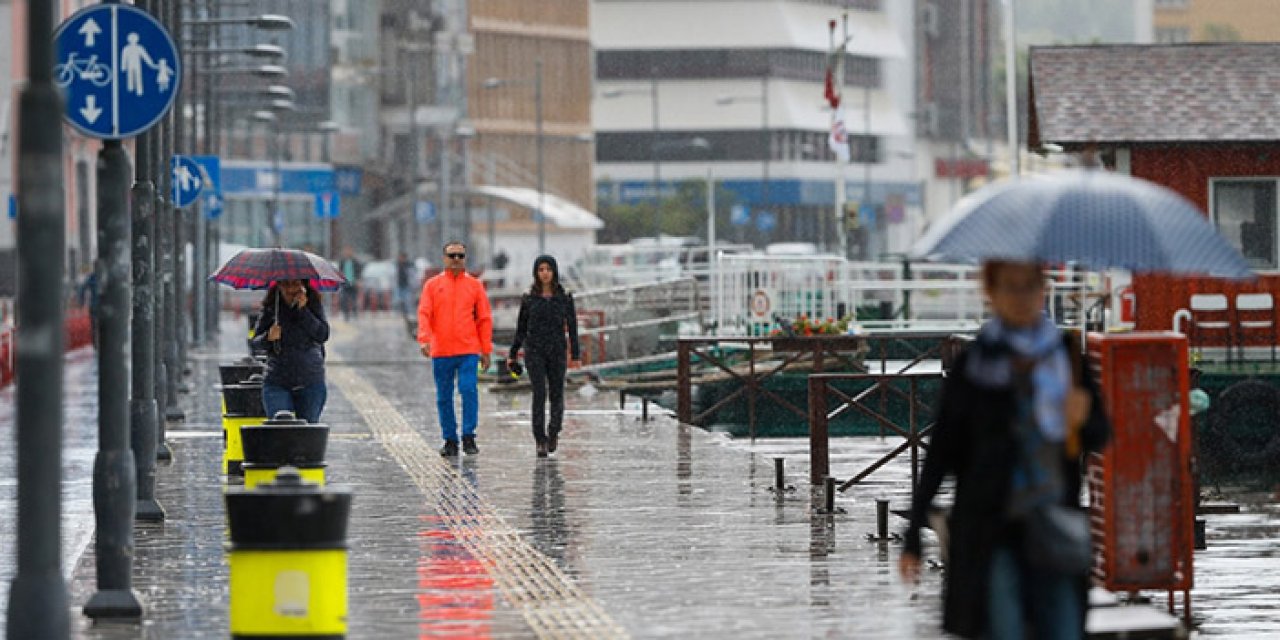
592, 0, 919, 258
1154, 0, 1280, 43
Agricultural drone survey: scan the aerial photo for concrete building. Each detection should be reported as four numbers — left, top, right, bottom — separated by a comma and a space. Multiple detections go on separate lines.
592, 0, 917, 259
1153, 0, 1280, 43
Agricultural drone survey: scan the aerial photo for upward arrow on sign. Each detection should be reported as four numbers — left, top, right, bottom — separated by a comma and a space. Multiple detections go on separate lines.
78, 18, 101, 47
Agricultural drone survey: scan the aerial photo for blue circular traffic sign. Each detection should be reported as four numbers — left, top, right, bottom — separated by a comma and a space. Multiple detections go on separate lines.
170, 156, 204, 208
54, 4, 180, 139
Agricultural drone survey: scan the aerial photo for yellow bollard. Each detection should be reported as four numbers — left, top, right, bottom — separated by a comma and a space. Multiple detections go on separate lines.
221, 379, 267, 477
243, 463, 326, 489
241, 412, 331, 487
226, 468, 351, 639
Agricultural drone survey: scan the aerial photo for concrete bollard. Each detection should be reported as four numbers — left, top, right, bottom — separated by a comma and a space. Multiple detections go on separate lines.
222, 375, 267, 476
225, 467, 351, 639
242, 412, 329, 489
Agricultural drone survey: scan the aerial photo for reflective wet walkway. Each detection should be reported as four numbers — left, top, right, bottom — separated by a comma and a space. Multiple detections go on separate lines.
0, 315, 1277, 638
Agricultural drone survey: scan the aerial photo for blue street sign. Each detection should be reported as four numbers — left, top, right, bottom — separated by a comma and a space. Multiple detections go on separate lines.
858, 203, 877, 226
202, 192, 223, 220
54, 4, 180, 139
170, 156, 203, 208
730, 204, 749, 226
192, 155, 222, 218
314, 192, 341, 219
334, 166, 363, 196
756, 210, 777, 232
6, 194, 15, 220
415, 200, 436, 223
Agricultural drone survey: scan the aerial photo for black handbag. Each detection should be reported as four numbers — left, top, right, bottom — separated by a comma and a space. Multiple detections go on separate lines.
1023, 502, 1092, 575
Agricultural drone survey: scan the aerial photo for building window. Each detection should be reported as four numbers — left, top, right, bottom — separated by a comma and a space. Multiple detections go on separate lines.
1212, 179, 1277, 269
1155, 27, 1191, 43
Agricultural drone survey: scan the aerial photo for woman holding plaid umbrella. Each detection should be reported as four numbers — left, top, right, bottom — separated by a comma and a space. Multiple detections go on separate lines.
250, 279, 330, 423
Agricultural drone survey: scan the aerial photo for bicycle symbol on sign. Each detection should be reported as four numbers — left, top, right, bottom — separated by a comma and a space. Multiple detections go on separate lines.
55, 53, 112, 88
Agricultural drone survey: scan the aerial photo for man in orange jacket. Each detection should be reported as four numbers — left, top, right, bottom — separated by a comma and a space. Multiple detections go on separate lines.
418, 241, 493, 456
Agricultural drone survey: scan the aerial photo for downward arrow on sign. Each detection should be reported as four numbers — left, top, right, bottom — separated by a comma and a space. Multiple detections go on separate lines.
80, 95, 102, 124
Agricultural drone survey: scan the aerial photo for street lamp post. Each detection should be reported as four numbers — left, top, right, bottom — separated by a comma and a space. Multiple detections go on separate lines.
716, 76, 770, 238
601, 78, 662, 236
483, 60, 546, 253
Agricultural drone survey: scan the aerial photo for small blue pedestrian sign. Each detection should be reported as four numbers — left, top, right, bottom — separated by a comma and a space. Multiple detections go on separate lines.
730, 204, 750, 226
202, 192, 224, 220
193, 155, 222, 219
756, 210, 777, 233
170, 156, 203, 208
54, 4, 180, 139
6, 194, 15, 220
314, 192, 341, 219
415, 200, 436, 223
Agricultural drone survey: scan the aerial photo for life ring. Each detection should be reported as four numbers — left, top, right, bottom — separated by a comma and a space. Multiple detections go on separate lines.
1201, 380, 1280, 475
750, 290, 770, 318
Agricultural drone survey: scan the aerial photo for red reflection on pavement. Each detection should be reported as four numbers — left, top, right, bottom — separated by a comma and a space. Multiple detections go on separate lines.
417, 517, 495, 639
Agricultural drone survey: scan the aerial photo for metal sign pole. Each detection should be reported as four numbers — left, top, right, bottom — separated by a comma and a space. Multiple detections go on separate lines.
6, 0, 69, 634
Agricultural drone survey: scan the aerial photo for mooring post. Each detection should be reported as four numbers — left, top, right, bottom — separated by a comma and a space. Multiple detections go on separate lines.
774, 457, 785, 493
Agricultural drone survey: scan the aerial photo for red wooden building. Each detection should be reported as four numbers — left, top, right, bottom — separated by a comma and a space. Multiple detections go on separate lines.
1029, 43, 1280, 353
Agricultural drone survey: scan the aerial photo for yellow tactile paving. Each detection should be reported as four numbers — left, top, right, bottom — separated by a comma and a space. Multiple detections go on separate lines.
328, 359, 629, 640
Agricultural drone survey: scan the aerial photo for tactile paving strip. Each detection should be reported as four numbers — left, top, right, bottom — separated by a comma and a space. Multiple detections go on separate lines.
328, 362, 629, 640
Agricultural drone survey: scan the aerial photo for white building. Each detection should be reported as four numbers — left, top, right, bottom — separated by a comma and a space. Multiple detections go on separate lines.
592, 0, 921, 259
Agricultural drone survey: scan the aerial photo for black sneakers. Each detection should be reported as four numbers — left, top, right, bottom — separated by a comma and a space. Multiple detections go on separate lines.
536, 442, 548, 458
440, 440, 459, 457
462, 436, 479, 455
547, 433, 559, 454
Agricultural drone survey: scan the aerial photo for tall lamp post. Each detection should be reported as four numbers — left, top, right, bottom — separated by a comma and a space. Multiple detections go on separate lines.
601, 79, 662, 236
716, 76, 770, 233
483, 60, 545, 253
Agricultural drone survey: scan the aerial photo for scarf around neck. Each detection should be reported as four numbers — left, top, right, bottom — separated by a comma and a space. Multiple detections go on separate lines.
965, 315, 1071, 442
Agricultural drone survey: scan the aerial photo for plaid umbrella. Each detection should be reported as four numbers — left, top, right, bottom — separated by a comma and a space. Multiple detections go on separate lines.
209, 248, 347, 291
911, 170, 1252, 278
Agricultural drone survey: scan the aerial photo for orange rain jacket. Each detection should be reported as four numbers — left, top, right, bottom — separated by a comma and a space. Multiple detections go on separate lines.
417, 270, 494, 358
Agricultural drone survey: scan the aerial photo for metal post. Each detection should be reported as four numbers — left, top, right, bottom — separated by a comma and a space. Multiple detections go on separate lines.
407, 55, 420, 255
6, 0, 70, 633
174, 0, 189, 370
84, 141, 143, 619
440, 131, 452, 244
535, 59, 545, 253
153, 95, 173, 461
761, 74, 770, 225
1003, 0, 1019, 178
162, 0, 184, 425
774, 457, 785, 493
823, 476, 836, 515
130, 128, 162, 522
876, 498, 890, 541
836, 14, 849, 259
650, 66, 660, 237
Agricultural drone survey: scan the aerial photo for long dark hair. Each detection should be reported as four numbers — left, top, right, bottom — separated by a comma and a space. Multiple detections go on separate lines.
527, 270, 566, 297
260, 280, 323, 315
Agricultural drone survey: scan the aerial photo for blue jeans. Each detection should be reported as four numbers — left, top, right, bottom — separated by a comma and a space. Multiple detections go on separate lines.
433, 354, 479, 442
262, 381, 328, 424
987, 544, 1083, 640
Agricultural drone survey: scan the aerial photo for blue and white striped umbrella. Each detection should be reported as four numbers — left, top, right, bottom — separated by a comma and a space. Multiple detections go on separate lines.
911, 170, 1252, 278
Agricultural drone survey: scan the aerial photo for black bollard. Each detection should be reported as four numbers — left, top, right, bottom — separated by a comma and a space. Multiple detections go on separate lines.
6, 4, 70, 632
823, 476, 836, 514
84, 142, 143, 619
876, 499, 889, 541
774, 457, 785, 493
130, 130, 162, 523
642, 397, 650, 422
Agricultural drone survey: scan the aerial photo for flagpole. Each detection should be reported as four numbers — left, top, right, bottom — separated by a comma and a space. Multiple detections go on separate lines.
834, 15, 848, 259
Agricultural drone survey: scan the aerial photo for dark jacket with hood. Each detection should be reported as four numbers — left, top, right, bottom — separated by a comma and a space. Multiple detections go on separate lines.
903, 333, 1110, 638
250, 286, 330, 389
509, 255, 580, 361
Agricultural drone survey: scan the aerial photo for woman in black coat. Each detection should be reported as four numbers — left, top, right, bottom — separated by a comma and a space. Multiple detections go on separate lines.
508, 255, 580, 457
250, 279, 330, 423
900, 261, 1111, 640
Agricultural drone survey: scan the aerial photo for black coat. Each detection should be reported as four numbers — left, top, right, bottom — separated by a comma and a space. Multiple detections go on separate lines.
903, 335, 1111, 638
510, 292, 580, 361
251, 296, 330, 389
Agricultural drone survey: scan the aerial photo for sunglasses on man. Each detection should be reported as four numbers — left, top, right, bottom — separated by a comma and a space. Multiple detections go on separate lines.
446, 252, 466, 259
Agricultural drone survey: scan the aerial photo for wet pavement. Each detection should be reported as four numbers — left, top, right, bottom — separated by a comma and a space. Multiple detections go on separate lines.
0, 313, 1277, 637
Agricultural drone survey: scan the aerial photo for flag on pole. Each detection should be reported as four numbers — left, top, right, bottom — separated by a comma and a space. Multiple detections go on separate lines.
824, 55, 840, 109
829, 106, 850, 162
